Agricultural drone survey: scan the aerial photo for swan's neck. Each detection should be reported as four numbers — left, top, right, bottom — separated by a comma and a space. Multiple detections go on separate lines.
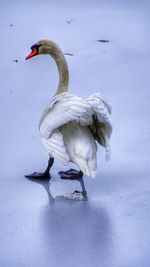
50, 44, 69, 95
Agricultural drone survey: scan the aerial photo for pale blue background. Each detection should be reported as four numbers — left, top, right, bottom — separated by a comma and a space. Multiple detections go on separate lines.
0, 0, 150, 266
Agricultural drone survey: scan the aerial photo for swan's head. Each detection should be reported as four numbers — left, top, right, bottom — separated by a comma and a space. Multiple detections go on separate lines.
25, 40, 59, 60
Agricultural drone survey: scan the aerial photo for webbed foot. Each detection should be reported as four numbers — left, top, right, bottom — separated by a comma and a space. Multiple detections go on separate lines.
58, 168, 83, 180
25, 171, 50, 180
25, 157, 54, 180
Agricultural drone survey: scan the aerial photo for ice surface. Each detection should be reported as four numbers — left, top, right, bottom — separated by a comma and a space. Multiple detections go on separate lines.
0, 0, 150, 266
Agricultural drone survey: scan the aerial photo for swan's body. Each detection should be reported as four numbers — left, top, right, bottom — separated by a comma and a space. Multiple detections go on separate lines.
39, 91, 112, 178
25, 40, 112, 189
39, 93, 97, 177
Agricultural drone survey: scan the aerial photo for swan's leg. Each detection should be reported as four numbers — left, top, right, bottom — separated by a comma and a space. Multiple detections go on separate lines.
25, 157, 54, 179
79, 176, 87, 197
58, 169, 87, 197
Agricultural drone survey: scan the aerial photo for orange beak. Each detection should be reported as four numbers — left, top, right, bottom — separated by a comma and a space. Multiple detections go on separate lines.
25, 48, 38, 60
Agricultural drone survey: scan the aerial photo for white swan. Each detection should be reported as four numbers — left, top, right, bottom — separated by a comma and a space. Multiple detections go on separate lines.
25, 40, 112, 194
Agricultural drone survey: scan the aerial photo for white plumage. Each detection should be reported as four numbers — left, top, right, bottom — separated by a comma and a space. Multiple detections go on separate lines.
39, 92, 112, 178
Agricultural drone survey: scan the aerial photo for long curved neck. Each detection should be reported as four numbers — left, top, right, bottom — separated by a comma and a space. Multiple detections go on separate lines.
50, 43, 69, 95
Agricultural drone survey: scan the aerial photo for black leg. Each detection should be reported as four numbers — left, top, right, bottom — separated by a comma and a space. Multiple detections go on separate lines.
25, 157, 54, 179
58, 169, 87, 197
79, 176, 87, 197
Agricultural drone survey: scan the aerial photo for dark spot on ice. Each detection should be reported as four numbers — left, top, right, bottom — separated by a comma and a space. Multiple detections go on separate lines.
74, 190, 80, 193
10, 24, 13, 27
64, 53, 74, 56
97, 40, 109, 43
14, 59, 18, 62
66, 19, 75, 24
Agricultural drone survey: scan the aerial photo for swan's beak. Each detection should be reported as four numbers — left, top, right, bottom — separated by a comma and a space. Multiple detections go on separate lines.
25, 48, 38, 60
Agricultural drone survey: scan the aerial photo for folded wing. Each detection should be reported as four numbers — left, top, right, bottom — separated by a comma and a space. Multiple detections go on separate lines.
39, 93, 93, 164
85, 93, 113, 160
39, 92, 112, 164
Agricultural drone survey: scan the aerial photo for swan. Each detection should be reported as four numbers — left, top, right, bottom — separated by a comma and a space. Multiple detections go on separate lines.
25, 40, 112, 195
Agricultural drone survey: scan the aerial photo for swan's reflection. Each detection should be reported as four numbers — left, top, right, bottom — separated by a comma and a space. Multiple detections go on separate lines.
26, 175, 54, 203
41, 189, 113, 267
26, 175, 113, 266
26, 175, 88, 203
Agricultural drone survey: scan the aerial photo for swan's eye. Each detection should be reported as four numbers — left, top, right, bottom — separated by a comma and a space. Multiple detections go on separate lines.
31, 44, 40, 52
25, 44, 41, 60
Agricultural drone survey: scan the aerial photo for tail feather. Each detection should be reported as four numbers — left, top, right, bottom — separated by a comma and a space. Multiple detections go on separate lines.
87, 158, 97, 178
76, 158, 97, 178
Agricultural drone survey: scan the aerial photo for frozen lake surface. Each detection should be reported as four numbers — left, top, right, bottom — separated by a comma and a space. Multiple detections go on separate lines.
0, 0, 150, 266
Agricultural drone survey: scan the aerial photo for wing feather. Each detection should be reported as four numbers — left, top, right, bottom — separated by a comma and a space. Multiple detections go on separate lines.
85, 93, 112, 160
41, 130, 70, 165
39, 93, 92, 163
39, 93, 92, 139
39, 92, 112, 163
